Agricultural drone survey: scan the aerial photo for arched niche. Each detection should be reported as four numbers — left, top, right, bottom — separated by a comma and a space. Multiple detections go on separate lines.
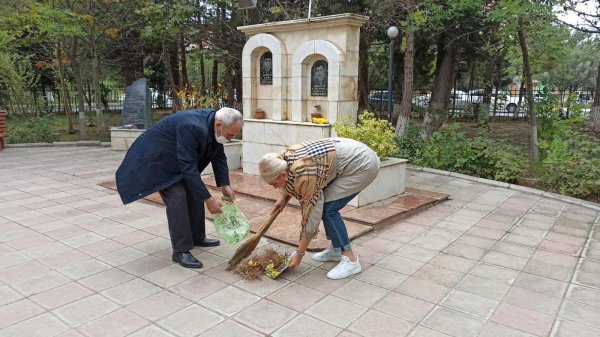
241, 33, 287, 120
291, 40, 344, 123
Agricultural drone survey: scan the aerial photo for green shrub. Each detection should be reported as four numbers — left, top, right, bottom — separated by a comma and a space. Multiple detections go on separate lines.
539, 129, 600, 197
413, 124, 526, 182
334, 111, 399, 158
395, 125, 424, 161
6, 115, 58, 144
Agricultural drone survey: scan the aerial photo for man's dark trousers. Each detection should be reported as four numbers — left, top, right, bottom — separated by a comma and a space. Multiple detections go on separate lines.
159, 180, 205, 252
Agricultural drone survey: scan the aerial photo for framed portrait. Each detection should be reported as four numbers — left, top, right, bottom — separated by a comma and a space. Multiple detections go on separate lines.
260, 52, 273, 85
311, 60, 328, 96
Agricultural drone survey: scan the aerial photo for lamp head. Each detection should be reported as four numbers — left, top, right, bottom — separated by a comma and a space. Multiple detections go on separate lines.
387, 26, 399, 39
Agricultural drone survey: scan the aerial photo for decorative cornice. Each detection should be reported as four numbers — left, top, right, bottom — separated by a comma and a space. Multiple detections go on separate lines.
238, 13, 369, 36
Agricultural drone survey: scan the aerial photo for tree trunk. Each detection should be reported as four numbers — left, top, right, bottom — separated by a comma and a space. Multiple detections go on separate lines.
518, 16, 539, 162
180, 33, 189, 88
200, 52, 206, 92
67, 37, 88, 139
592, 62, 600, 132
357, 28, 369, 111
225, 60, 234, 107
212, 59, 219, 92
164, 43, 181, 111
396, 8, 415, 137
421, 33, 456, 139
57, 42, 74, 133
89, 20, 104, 129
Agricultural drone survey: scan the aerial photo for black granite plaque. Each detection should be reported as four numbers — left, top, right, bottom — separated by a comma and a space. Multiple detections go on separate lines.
260, 52, 273, 85
311, 60, 328, 97
121, 78, 152, 129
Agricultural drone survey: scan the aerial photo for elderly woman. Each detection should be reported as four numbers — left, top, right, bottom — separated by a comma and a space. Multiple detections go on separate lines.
258, 138, 380, 279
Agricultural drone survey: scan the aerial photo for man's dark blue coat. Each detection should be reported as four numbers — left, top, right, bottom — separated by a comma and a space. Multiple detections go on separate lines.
115, 108, 230, 205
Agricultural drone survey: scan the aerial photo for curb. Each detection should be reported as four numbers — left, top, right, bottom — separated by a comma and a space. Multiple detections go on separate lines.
407, 164, 600, 211
6, 141, 111, 148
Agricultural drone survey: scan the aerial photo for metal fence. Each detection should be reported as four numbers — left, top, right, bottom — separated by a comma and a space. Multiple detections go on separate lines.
29, 87, 175, 114
368, 87, 595, 119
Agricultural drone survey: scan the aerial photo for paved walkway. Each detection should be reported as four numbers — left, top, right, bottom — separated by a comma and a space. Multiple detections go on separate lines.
0, 146, 599, 337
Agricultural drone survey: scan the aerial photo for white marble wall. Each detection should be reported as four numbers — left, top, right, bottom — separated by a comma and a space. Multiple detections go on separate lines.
348, 158, 408, 207
110, 128, 144, 151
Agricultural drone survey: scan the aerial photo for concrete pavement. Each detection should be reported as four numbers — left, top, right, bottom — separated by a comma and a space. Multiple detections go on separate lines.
1, 146, 599, 337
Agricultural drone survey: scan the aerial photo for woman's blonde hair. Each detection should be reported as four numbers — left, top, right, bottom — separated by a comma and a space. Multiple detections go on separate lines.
259, 152, 287, 184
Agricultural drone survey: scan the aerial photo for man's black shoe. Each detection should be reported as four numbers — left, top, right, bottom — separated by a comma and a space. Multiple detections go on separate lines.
172, 251, 203, 268
194, 238, 220, 247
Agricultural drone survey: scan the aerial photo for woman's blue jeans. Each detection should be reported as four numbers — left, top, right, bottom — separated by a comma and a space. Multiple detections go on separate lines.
322, 193, 358, 253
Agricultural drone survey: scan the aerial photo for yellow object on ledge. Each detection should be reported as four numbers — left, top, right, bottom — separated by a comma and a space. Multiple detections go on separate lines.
312, 117, 329, 124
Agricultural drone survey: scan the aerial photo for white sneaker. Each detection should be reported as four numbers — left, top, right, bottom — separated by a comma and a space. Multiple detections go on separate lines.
312, 247, 342, 262
327, 256, 361, 279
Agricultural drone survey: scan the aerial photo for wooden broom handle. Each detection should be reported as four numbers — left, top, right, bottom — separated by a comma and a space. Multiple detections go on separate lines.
257, 207, 281, 234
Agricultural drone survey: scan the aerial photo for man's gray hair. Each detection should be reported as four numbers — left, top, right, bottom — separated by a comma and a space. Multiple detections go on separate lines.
216, 107, 243, 127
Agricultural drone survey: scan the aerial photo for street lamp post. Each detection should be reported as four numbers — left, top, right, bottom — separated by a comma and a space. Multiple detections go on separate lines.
386, 26, 399, 122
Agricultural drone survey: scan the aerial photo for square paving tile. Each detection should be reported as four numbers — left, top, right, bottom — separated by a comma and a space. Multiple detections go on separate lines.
395, 244, 437, 262
0, 298, 44, 329
53, 294, 119, 327
12, 271, 71, 297
559, 300, 600, 329
413, 264, 465, 288
0, 285, 23, 306
199, 320, 263, 337
422, 306, 485, 337
514, 273, 568, 297
552, 318, 600, 337
491, 303, 554, 336
158, 304, 223, 337
377, 254, 424, 275
272, 314, 341, 337
482, 251, 529, 271
443, 242, 486, 261
348, 309, 414, 337
125, 324, 175, 337
394, 277, 450, 304
127, 291, 192, 321
78, 308, 149, 337
574, 270, 600, 288
233, 299, 298, 335
456, 275, 510, 300
168, 274, 227, 301
30, 283, 93, 310
503, 286, 562, 315
478, 322, 538, 337
374, 292, 434, 323
0, 312, 69, 337
198, 285, 260, 317
142, 264, 197, 288
101, 279, 161, 305
305, 295, 367, 328
428, 253, 477, 273
267, 283, 326, 312
356, 265, 408, 289
77, 268, 136, 292
440, 289, 498, 319
567, 284, 600, 308
523, 259, 574, 282
332, 280, 389, 307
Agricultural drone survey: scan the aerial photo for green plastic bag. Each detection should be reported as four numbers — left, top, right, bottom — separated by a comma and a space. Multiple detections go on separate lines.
213, 197, 250, 245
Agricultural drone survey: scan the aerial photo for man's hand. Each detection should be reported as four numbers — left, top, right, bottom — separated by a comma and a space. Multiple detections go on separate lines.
221, 185, 236, 202
205, 196, 222, 215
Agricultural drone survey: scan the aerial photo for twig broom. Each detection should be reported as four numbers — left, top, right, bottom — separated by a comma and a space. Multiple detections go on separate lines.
227, 208, 282, 270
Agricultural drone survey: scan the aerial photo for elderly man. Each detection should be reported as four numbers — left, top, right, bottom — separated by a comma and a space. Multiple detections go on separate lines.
116, 107, 243, 268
